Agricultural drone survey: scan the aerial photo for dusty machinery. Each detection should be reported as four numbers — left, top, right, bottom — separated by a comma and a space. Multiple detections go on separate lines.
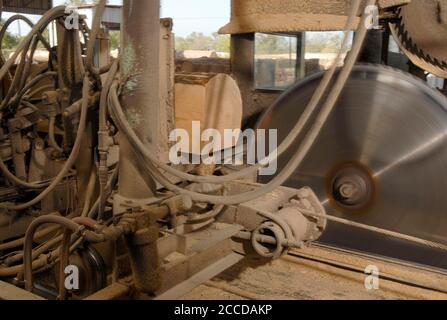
256, 0, 447, 269
0, 0, 327, 300
0, 0, 445, 300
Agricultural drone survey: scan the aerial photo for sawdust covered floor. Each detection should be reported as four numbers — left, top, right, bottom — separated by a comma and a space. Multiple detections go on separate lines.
181, 245, 447, 300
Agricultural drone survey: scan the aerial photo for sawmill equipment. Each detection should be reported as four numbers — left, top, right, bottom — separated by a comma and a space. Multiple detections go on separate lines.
252, 0, 447, 269
0, 0, 447, 301
257, 64, 447, 269
0, 0, 337, 300
390, 0, 447, 78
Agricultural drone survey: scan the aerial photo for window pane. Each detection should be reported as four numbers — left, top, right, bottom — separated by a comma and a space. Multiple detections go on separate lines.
255, 33, 298, 90
254, 32, 353, 91
305, 31, 353, 75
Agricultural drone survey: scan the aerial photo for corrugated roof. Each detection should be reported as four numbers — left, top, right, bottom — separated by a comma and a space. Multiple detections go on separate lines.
3, 0, 53, 15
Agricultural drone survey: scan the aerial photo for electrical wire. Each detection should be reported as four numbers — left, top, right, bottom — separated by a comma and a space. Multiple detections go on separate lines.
0, 75, 90, 210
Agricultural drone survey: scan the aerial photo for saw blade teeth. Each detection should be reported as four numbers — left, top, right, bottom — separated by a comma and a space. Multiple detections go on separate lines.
416, 44, 424, 57
393, 22, 447, 72
390, 2, 447, 75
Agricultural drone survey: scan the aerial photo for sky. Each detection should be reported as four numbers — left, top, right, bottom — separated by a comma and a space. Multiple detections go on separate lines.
3, 0, 231, 37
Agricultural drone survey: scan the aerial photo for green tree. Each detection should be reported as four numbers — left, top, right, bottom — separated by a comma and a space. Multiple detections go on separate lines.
175, 32, 230, 53
255, 34, 293, 55
212, 32, 230, 53
306, 32, 346, 53
0, 20, 22, 50
65, 0, 87, 6
109, 31, 120, 51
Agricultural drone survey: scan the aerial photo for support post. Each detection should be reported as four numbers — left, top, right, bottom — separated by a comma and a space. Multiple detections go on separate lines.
358, 29, 383, 64
231, 33, 255, 120
119, 0, 160, 200
118, 0, 163, 295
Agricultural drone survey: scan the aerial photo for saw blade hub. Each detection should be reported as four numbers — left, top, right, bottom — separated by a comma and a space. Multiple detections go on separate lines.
330, 164, 374, 211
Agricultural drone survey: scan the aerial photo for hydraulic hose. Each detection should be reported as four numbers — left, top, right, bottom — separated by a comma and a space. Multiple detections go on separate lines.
98, 60, 119, 219
12, 72, 58, 107
23, 215, 104, 292
0, 75, 90, 210
0, 14, 53, 59
86, 0, 112, 75
90, 167, 119, 220
81, 166, 98, 217
48, 114, 64, 153
110, 0, 362, 186
109, 0, 375, 205
23, 215, 83, 291
0, 6, 66, 83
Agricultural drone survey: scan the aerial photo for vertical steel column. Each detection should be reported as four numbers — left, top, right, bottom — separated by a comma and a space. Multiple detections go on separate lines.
296, 33, 306, 80
119, 0, 162, 294
119, 0, 160, 199
231, 33, 255, 119
358, 29, 383, 64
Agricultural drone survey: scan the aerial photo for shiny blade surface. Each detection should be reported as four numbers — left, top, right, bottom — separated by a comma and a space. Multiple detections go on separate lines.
257, 65, 447, 268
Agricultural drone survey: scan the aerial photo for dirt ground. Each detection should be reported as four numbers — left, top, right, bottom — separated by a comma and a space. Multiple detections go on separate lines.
181, 247, 447, 300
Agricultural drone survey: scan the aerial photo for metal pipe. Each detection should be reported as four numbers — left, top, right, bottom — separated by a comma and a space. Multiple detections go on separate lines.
23, 216, 83, 292
118, 1, 162, 294
118, 0, 160, 200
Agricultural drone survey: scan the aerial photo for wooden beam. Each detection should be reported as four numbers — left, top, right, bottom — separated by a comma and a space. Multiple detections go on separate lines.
220, 0, 411, 34
0, 281, 45, 300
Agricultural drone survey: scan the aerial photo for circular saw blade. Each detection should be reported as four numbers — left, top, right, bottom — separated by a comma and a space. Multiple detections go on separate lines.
257, 65, 447, 265
390, 0, 447, 78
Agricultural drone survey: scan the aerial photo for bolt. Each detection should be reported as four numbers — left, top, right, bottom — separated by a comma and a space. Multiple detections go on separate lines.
35, 140, 45, 150
339, 182, 358, 199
